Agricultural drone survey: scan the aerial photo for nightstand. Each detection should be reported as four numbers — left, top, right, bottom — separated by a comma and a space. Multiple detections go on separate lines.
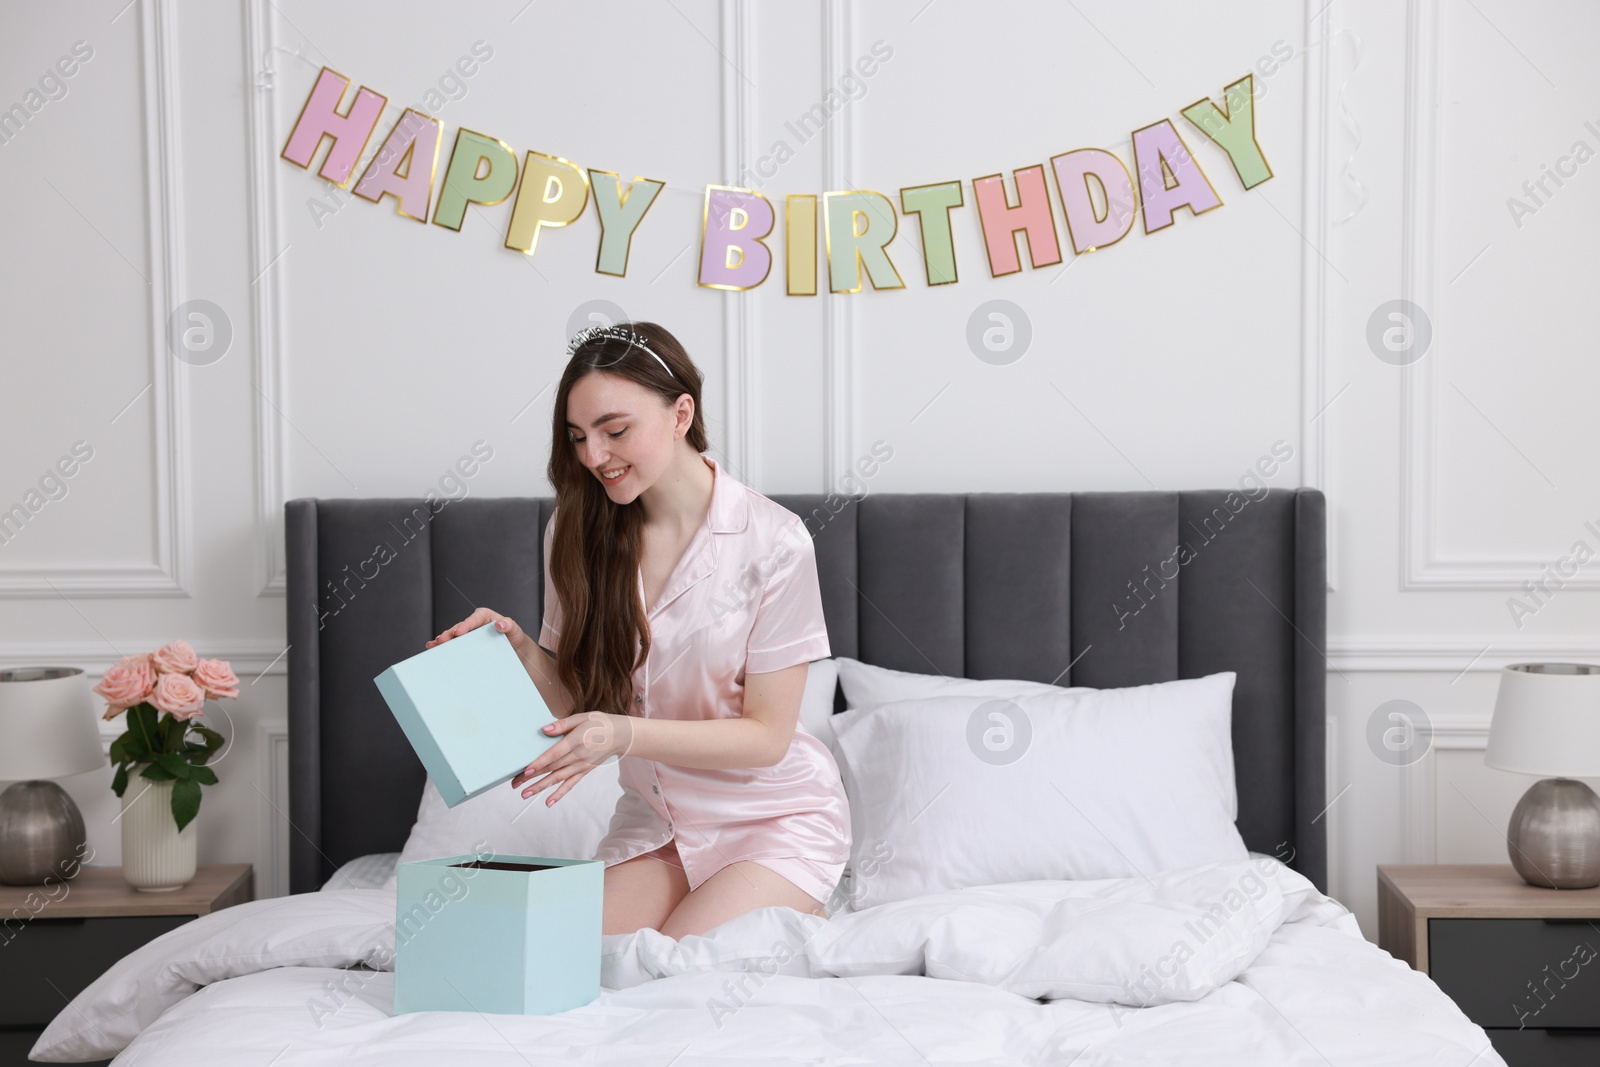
1379, 864, 1600, 1067
0, 864, 252, 1067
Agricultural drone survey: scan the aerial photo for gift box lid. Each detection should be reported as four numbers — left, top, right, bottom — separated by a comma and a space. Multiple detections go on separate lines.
373, 625, 557, 807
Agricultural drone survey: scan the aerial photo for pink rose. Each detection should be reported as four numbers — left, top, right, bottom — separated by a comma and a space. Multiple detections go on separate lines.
150, 672, 206, 721
193, 658, 239, 700
94, 654, 157, 719
152, 639, 199, 675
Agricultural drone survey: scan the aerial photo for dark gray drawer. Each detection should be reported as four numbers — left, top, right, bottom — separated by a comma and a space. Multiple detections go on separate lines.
1486, 1026, 1600, 1067
0, 915, 191, 1027
1430, 918, 1600, 1029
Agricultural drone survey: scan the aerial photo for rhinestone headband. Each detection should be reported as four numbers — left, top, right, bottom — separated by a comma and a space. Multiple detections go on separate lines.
566, 324, 675, 381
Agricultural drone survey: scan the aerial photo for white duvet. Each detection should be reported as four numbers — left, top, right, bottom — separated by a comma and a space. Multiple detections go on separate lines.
33, 856, 1502, 1066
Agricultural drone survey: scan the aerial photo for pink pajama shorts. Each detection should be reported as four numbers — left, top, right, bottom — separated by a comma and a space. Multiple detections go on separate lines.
640, 836, 842, 908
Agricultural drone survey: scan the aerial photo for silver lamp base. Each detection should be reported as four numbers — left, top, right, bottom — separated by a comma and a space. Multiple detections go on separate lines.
1507, 777, 1600, 889
0, 780, 88, 886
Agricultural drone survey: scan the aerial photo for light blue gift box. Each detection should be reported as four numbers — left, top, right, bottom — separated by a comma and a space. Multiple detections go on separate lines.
392, 854, 603, 1015
373, 624, 557, 806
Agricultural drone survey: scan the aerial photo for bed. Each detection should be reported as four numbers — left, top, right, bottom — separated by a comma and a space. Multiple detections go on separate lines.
31, 484, 1505, 1065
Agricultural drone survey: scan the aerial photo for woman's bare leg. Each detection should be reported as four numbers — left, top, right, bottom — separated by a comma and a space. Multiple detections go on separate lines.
603, 855, 690, 935
657, 861, 826, 940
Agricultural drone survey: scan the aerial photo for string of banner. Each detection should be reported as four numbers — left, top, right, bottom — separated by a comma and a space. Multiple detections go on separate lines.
280, 66, 1273, 294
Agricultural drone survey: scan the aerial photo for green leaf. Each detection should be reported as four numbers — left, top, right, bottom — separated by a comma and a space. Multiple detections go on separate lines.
170, 778, 201, 832
111, 764, 128, 796
131, 703, 159, 753
139, 763, 177, 782
157, 753, 193, 779
109, 737, 127, 764
195, 726, 225, 756
162, 716, 187, 753
189, 765, 218, 786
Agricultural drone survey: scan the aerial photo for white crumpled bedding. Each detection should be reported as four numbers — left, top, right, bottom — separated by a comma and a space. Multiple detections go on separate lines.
32, 856, 1503, 1066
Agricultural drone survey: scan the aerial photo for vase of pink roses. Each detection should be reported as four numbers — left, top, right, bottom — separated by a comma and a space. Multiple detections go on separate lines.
94, 640, 237, 891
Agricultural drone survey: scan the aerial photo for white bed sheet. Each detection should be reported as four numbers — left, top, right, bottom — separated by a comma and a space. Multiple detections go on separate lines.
34, 856, 1503, 1066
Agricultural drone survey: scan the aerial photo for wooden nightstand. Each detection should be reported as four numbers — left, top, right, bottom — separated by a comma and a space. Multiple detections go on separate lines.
1379, 864, 1600, 1067
0, 864, 252, 1067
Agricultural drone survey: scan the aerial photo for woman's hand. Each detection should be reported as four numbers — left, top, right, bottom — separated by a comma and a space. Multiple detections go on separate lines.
426, 606, 529, 654
511, 711, 635, 806
429, 605, 576, 721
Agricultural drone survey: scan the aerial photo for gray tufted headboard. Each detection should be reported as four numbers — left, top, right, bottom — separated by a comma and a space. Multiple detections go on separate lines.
285, 487, 1327, 894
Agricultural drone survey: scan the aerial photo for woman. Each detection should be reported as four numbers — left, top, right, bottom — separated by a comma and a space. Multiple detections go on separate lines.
426, 321, 850, 939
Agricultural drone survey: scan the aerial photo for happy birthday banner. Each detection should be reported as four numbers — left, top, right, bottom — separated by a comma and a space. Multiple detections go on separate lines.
280, 67, 1272, 293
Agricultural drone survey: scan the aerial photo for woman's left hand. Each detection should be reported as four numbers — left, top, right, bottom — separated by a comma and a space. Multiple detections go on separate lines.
511, 711, 634, 806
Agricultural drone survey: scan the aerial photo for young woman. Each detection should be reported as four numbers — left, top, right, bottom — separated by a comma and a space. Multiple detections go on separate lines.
425, 321, 850, 939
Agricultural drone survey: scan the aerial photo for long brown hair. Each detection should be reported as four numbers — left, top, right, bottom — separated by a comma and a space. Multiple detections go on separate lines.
546, 321, 708, 718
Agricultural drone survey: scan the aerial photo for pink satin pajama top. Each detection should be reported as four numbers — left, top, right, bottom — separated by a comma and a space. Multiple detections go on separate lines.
537, 455, 851, 900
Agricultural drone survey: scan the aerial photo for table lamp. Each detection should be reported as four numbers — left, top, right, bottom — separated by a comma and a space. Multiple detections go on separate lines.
0, 667, 106, 885
1484, 662, 1600, 889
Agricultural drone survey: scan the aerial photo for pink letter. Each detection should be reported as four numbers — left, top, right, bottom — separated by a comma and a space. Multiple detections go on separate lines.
1050, 148, 1137, 254
973, 165, 1062, 277
280, 67, 387, 188
353, 110, 442, 222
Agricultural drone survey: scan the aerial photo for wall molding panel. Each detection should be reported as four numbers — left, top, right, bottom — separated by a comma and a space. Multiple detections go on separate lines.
716, 0, 759, 488
1299, 0, 1337, 592
1406, 716, 1491, 865
243, 0, 290, 599
710, 0, 759, 488
1327, 636, 1600, 673
1397, 0, 1592, 591
257, 719, 291, 899
0, 0, 191, 600
821, 0, 854, 491
0, 641, 291, 678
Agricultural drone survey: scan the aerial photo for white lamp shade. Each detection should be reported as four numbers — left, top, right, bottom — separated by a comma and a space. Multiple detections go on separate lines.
0, 667, 107, 780
1485, 662, 1600, 777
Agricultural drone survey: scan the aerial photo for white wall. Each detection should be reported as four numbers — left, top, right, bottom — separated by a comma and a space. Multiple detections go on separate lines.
3, 0, 1597, 937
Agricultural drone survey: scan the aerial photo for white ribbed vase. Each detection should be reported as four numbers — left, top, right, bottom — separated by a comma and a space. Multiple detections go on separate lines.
120, 778, 197, 892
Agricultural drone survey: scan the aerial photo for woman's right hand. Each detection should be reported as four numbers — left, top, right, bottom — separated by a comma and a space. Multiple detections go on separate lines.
426, 606, 531, 655
428, 606, 573, 720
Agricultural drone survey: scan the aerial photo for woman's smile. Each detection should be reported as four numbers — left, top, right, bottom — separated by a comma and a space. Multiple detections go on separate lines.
600, 464, 631, 483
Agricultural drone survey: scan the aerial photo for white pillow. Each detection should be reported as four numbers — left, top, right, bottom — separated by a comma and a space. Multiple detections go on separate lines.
385, 658, 844, 887
320, 852, 399, 891
384, 760, 624, 889
836, 656, 1089, 710
796, 657, 841, 752
830, 672, 1246, 908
